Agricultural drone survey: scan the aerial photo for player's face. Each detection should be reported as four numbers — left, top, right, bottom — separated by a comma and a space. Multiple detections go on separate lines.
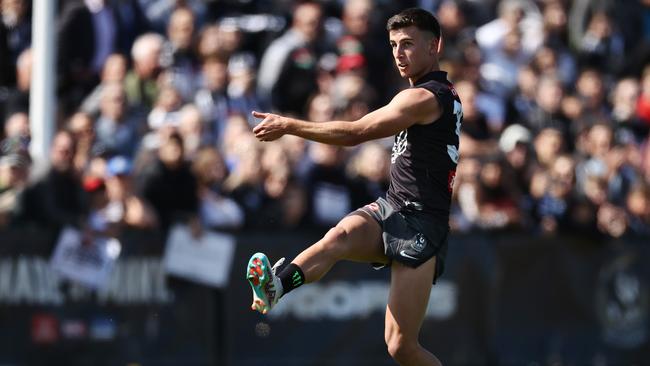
389, 26, 438, 81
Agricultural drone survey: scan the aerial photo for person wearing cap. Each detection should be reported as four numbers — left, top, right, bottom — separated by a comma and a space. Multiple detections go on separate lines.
104, 155, 157, 230
499, 124, 533, 195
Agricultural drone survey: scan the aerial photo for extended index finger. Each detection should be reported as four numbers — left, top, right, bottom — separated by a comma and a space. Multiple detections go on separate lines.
252, 110, 268, 119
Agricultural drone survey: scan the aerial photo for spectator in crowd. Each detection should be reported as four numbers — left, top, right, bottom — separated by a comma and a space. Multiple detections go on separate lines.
597, 202, 629, 238
577, 10, 624, 74
0, 136, 30, 227
524, 76, 570, 143
256, 141, 306, 229
533, 127, 565, 169
451, 156, 482, 231
215, 21, 243, 60
257, 1, 325, 116
535, 154, 577, 234
80, 53, 129, 116
95, 82, 141, 158
191, 146, 243, 230
124, 32, 164, 113
0, 0, 30, 84
625, 183, 650, 237
454, 79, 491, 156
475, 0, 543, 55
338, 0, 392, 105
480, 27, 530, 100
194, 56, 230, 141
162, 7, 198, 100
57, 0, 120, 110
104, 155, 157, 230
436, 0, 473, 62
611, 77, 647, 143
222, 134, 265, 226
19, 131, 87, 229
505, 65, 538, 129
499, 124, 533, 195
67, 111, 98, 174
227, 53, 267, 126
177, 103, 209, 160
147, 83, 183, 131
139, 0, 206, 34
573, 68, 609, 129
303, 142, 354, 227
542, 0, 569, 50
3, 110, 29, 140
346, 142, 390, 208
475, 156, 522, 230
3, 47, 30, 117
137, 132, 199, 232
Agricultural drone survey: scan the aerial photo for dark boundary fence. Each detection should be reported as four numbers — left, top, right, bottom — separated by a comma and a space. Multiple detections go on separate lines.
0, 226, 648, 365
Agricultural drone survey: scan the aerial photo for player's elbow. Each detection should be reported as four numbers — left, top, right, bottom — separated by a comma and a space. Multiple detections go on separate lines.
343, 133, 365, 146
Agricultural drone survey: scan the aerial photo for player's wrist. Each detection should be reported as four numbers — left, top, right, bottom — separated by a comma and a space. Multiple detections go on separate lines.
283, 117, 297, 134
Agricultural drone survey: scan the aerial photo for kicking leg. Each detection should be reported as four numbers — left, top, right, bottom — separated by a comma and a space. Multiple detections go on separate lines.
292, 212, 387, 283
248, 212, 387, 314
384, 257, 442, 366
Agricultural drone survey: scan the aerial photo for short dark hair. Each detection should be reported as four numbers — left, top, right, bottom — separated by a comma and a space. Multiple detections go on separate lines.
386, 8, 441, 39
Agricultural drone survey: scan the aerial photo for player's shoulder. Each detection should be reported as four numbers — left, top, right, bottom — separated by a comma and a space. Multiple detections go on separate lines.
392, 87, 441, 124
394, 87, 438, 105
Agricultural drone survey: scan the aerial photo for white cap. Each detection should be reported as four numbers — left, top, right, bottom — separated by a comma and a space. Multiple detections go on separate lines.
499, 124, 531, 153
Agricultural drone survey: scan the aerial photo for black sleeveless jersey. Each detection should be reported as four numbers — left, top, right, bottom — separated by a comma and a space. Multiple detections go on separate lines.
386, 71, 462, 221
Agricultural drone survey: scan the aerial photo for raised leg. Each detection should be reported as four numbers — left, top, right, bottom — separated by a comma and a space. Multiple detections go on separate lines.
292, 212, 387, 283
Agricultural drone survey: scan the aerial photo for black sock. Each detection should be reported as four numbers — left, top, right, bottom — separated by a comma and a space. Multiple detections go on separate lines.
278, 263, 305, 296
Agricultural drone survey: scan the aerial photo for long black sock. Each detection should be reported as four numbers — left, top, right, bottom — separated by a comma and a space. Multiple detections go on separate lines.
278, 263, 305, 296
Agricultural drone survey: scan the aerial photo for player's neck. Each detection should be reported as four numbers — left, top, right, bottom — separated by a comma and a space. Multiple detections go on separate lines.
408, 62, 440, 86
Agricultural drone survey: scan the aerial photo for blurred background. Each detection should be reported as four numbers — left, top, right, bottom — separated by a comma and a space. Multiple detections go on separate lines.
0, 0, 650, 365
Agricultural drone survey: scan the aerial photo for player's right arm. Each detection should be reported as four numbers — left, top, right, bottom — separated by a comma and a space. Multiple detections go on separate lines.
252, 87, 441, 146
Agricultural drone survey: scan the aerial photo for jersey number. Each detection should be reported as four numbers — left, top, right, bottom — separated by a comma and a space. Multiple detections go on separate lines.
446, 100, 463, 164
453, 100, 463, 137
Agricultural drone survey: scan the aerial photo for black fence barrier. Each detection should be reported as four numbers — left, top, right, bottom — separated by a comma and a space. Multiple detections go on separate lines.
0, 226, 648, 365
0, 226, 219, 366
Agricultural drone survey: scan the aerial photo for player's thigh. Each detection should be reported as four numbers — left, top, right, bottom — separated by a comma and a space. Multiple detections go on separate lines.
385, 257, 437, 343
331, 211, 387, 264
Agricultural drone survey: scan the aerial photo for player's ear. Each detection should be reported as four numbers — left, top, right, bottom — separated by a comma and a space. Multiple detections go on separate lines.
435, 35, 443, 54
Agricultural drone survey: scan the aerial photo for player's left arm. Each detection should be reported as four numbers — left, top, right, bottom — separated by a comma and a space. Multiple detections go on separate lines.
252, 87, 442, 146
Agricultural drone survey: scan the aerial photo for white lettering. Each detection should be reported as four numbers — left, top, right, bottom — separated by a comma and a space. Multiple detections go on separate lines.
0, 259, 12, 301
13, 257, 33, 304
269, 280, 457, 321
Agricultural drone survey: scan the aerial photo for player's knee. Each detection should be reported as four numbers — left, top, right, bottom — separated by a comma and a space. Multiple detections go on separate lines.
321, 226, 349, 256
385, 333, 417, 364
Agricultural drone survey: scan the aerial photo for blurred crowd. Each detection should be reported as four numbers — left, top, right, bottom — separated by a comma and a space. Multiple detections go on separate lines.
0, 0, 649, 240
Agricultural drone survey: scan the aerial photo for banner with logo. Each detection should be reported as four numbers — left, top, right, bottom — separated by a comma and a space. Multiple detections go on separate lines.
0, 227, 219, 365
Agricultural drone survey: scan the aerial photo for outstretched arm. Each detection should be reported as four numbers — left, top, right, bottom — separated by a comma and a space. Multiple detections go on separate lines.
252, 88, 441, 146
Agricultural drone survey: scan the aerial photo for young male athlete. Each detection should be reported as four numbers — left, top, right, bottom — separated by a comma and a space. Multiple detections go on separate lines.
247, 8, 462, 366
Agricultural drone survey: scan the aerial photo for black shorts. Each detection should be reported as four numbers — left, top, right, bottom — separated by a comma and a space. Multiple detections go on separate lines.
353, 197, 449, 284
